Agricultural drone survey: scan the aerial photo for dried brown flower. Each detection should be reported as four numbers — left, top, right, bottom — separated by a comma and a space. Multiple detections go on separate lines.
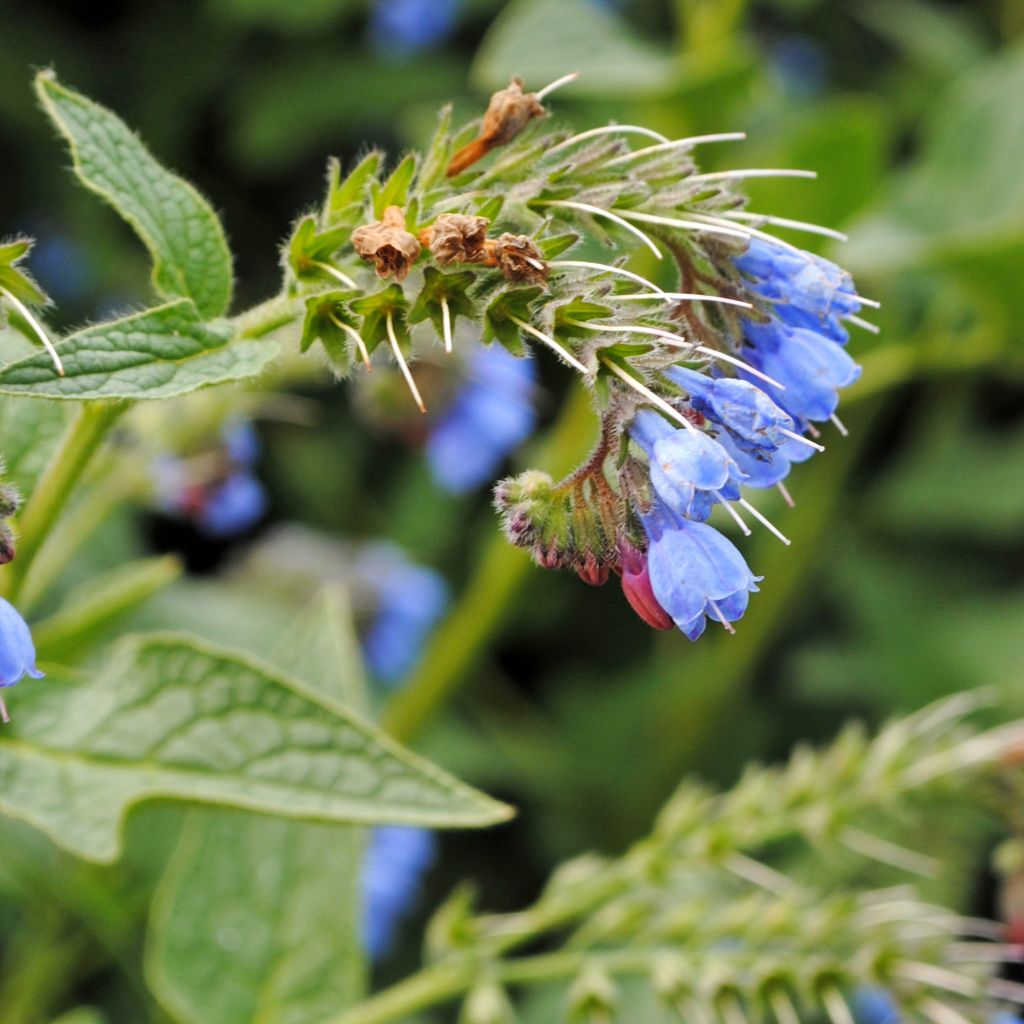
488, 233, 548, 284
447, 77, 546, 177
351, 205, 421, 281
425, 213, 491, 264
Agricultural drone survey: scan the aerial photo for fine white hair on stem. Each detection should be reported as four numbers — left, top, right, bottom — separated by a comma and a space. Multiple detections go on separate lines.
604, 132, 747, 167
738, 497, 791, 545
722, 210, 848, 242
310, 260, 359, 290
440, 296, 453, 354
600, 356, 693, 432
385, 310, 426, 413
548, 259, 669, 296
546, 124, 671, 156
328, 311, 372, 370
620, 209, 749, 241
613, 292, 753, 310
541, 200, 664, 258
848, 314, 880, 334
508, 314, 589, 374
688, 168, 818, 183
0, 286, 64, 376
534, 71, 580, 102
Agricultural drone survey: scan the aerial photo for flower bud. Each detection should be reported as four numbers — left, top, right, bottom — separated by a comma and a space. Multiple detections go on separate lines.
351, 205, 421, 281
576, 551, 610, 587
619, 540, 673, 630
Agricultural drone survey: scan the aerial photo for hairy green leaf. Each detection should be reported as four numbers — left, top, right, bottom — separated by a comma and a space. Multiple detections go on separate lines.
0, 300, 278, 401
35, 72, 234, 318
0, 397, 70, 496
0, 632, 512, 862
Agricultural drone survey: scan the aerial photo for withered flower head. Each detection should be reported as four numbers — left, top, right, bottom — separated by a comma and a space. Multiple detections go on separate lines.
426, 213, 491, 265
490, 233, 548, 284
351, 205, 421, 282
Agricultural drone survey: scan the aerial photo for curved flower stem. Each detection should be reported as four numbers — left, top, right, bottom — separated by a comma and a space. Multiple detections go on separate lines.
2, 401, 128, 604
383, 384, 597, 743
231, 293, 304, 339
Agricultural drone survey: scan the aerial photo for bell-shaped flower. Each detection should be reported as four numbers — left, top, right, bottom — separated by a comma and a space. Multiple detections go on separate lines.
641, 501, 761, 640
618, 539, 673, 630
0, 597, 43, 722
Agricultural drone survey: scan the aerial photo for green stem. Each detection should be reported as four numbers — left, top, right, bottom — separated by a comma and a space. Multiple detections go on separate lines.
382, 384, 597, 743
3, 401, 127, 604
231, 294, 304, 338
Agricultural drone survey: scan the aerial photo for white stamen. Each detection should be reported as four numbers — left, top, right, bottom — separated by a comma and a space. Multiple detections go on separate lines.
707, 598, 736, 634
738, 498, 790, 545
620, 209, 749, 241
821, 987, 856, 1024
604, 132, 747, 167
525, 256, 546, 271
806, 421, 821, 439
508, 314, 589, 374
534, 71, 580, 102
830, 412, 849, 437
1, 287, 64, 376
989, 977, 1024, 1005
768, 988, 801, 1024
724, 852, 800, 896
310, 260, 359, 290
722, 210, 848, 242
919, 998, 973, 1024
715, 492, 751, 536
848, 314, 880, 334
546, 124, 670, 156
852, 294, 881, 309
691, 344, 786, 387
776, 481, 795, 507
440, 295, 453, 354
0, 694, 8, 724
548, 259, 669, 295
600, 357, 692, 432
541, 200, 663, 258
327, 311, 372, 370
840, 826, 939, 877
719, 994, 751, 1024
892, 962, 979, 998
613, 292, 753, 310
781, 427, 825, 452
385, 310, 426, 413
689, 168, 818, 183
688, 212, 810, 256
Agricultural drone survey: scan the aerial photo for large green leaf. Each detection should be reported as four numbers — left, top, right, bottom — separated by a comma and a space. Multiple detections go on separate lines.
35, 72, 234, 318
0, 632, 511, 862
147, 591, 370, 1024
0, 300, 277, 401
0, 397, 70, 496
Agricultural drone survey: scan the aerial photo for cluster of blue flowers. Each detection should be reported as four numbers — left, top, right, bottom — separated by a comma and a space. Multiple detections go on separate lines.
152, 419, 267, 539
626, 239, 863, 639
0, 596, 42, 723
427, 344, 537, 494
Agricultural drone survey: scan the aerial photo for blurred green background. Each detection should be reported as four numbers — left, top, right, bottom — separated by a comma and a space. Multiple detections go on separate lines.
3, 0, 1024, 1021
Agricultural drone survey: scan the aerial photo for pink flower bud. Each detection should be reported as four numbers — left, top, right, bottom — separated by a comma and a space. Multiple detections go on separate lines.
576, 553, 609, 587
619, 540, 673, 631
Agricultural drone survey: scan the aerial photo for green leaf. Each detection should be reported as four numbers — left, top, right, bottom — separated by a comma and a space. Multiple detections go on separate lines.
417, 103, 454, 196
408, 267, 477, 340
0, 632, 512, 862
325, 151, 382, 224
300, 290, 362, 374
35, 72, 233, 318
0, 239, 49, 306
147, 591, 370, 1024
287, 214, 357, 284
0, 398, 70, 496
537, 233, 579, 260
350, 285, 409, 356
483, 286, 544, 355
371, 153, 418, 219
552, 297, 614, 338
0, 300, 278, 401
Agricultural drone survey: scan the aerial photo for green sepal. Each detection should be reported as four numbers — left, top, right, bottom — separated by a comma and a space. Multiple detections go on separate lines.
537, 232, 579, 260
483, 286, 543, 356
325, 151, 381, 225
0, 240, 49, 307
300, 290, 362, 375
408, 267, 477, 342
553, 297, 614, 339
350, 284, 409, 356
371, 153, 417, 219
474, 194, 505, 222
601, 341, 655, 359
416, 103, 453, 195
287, 215, 358, 283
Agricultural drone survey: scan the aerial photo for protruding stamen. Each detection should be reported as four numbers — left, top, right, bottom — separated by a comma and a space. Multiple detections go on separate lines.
919, 997, 973, 1024
508, 314, 589, 374
524, 256, 546, 271
830, 412, 849, 437
0, 694, 8, 724
546, 124, 670, 156
620, 209, 749, 241
738, 497, 790, 545
776, 481, 795, 507
548, 259, 669, 296
328, 311, 372, 370
534, 71, 580, 102
600, 356, 692, 432
707, 598, 736, 634
715, 492, 751, 536
892, 962, 979, 998
691, 344, 786, 389
820, 986, 856, 1024
310, 260, 359, 290
725, 852, 801, 896
852, 294, 882, 309
1, 286, 64, 376
848, 314, 880, 334
806, 421, 822, 439
613, 292, 754, 310
541, 200, 663, 258
840, 826, 939, 877
722, 210, 848, 242
604, 131, 747, 167
385, 310, 425, 413
768, 988, 802, 1024
780, 427, 825, 452
689, 168, 818, 183
719, 994, 751, 1024
440, 295, 453, 354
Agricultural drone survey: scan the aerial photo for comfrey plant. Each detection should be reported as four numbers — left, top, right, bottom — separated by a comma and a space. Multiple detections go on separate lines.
1, 69, 1020, 1024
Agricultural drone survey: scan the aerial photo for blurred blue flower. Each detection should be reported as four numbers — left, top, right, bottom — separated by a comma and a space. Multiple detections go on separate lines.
369, 0, 460, 57
770, 35, 828, 98
0, 597, 43, 723
222, 418, 261, 467
195, 472, 268, 538
362, 825, 437, 959
852, 988, 901, 1024
427, 344, 537, 494
358, 542, 449, 687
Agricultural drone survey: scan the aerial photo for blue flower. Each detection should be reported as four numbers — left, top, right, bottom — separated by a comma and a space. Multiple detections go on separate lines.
427, 344, 536, 494
358, 543, 449, 687
222, 418, 261, 467
369, 0, 460, 57
362, 825, 437, 960
641, 500, 761, 640
0, 597, 43, 722
195, 472, 268, 538
851, 988, 901, 1024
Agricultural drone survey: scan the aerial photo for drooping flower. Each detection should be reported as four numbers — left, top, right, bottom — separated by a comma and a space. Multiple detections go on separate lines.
361, 825, 437, 960
0, 597, 43, 723
427, 344, 536, 494
619, 539, 673, 630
